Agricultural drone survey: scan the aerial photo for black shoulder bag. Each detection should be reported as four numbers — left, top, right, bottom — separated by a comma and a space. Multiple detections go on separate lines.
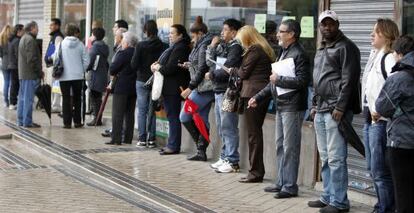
52, 43, 64, 78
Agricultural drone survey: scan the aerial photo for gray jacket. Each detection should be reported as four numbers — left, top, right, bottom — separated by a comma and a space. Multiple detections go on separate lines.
376, 51, 414, 149
18, 33, 42, 80
7, 36, 20, 70
87, 40, 109, 93
0, 44, 9, 70
188, 33, 213, 92
312, 31, 361, 114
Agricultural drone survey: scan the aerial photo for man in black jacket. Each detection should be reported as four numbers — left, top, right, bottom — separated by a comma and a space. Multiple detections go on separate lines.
205, 19, 243, 173
249, 19, 310, 199
131, 20, 166, 148
308, 11, 361, 213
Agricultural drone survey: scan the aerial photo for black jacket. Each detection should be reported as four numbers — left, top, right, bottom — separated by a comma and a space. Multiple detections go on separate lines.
131, 37, 167, 82
312, 31, 361, 114
7, 35, 21, 70
109, 47, 136, 95
87, 40, 109, 93
254, 41, 311, 112
376, 51, 414, 149
206, 39, 243, 93
158, 39, 191, 96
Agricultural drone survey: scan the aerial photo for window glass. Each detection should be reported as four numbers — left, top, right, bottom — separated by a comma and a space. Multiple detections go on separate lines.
120, 0, 174, 43
63, 0, 86, 39
403, 0, 414, 36
0, 0, 15, 30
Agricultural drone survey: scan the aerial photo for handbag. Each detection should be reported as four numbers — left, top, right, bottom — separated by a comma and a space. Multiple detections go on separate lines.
52, 43, 64, 78
221, 71, 241, 112
151, 71, 164, 101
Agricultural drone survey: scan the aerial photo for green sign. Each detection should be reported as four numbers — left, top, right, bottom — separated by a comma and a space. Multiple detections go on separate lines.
254, 14, 267, 33
282, 16, 296, 21
301, 16, 314, 38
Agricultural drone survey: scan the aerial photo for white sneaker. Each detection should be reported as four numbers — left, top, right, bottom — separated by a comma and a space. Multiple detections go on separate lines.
210, 159, 224, 169
215, 160, 240, 173
136, 141, 147, 147
9, 104, 16, 110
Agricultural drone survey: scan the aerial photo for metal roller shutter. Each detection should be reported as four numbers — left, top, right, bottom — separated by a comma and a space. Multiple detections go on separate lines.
330, 0, 395, 195
18, 0, 44, 38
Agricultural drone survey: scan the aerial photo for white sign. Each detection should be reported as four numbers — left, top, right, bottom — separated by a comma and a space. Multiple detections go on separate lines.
267, 0, 276, 15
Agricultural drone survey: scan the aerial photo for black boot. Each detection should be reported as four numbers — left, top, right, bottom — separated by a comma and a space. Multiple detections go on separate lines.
182, 121, 200, 142
187, 135, 209, 161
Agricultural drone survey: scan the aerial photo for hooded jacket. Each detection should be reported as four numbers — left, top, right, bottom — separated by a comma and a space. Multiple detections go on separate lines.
56, 36, 89, 81
253, 41, 311, 112
376, 51, 414, 149
312, 31, 361, 114
131, 36, 167, 82
7, 35, 21, 70
86, 40, 109, 93
188, 32, 213, 92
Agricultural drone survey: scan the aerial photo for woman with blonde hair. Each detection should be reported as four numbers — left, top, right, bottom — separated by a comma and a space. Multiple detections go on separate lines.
362, 18, 399, 213
232, 25, 275, 183
0, 25, 13, 107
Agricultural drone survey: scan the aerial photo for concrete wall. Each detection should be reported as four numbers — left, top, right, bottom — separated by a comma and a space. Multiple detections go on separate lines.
178, 103, 318, 187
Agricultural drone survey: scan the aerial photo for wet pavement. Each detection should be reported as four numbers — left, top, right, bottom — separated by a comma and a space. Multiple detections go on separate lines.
0, 107, 372, 212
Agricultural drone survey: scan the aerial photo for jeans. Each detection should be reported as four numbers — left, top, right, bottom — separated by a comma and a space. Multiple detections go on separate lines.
314, 111, 352, 210
17, 79, 39, 126
363, 123, 371, 171
365, 121, 394, 213
136, 81, 156, 141
164, 94, 182, 152
214, 93, 240, 164
179, 90, 214, 128
2, 69, 11, 106
60, 80, 83, 126
387, 147, 414, 213
275, 111, 305, 195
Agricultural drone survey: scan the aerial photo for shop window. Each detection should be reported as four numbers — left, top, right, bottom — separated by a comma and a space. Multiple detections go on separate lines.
63, 0, 86, 38
185, 0, 318, 114
120, 0, 174, 43
0, 0, 15, 30
403, 0, 414, 36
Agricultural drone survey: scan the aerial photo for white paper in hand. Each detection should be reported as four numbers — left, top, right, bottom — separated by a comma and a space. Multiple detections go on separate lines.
216, 57, 227, 70
271, 58, 296, 96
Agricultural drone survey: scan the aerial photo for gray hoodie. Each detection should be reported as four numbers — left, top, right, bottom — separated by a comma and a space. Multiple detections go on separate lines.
55, 36, 89, 81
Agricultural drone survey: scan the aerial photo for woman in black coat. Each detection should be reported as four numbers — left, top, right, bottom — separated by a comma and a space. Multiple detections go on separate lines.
151, 24, 191, 155
105, 32, 137, 145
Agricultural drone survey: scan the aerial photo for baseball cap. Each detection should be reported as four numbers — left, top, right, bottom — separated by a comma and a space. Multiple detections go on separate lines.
318, 10, 339, 23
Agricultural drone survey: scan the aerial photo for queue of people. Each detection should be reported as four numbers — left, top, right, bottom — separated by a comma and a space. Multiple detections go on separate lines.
1, 9, 413, 213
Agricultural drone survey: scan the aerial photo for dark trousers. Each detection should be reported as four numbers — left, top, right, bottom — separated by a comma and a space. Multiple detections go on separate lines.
243, 97, 270, 179
60, 80, 83, 126
90, 89, 102, 117
111, 93, 136, 144
9, 69, 19, 105
387, 147, 414, 213
163, 94, 182, 152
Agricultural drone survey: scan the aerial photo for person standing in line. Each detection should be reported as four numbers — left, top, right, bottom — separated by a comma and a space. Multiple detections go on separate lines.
376, 35, 414, 213
45, 18, 64, 114
250, 19, 310, 198
105, 32, 138, 145
17, 21, 43, 128
205, 18, 243, 173
179, 16, 214, 161
6, 24, 24, 110
232, 25, 276, 183
86, 27, 109, 126
0, 25, 12, 107
151, 24, 191, 155
361, 18, 399, 213
131, 20, 166, 148
308, 10, 361, 213
57, 24, 89, 129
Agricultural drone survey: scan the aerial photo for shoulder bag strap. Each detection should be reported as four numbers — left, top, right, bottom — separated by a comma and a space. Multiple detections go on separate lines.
381, 52, 390, 80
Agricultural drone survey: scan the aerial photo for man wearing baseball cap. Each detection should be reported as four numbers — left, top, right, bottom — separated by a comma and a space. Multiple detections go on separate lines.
308, 10, 362, 213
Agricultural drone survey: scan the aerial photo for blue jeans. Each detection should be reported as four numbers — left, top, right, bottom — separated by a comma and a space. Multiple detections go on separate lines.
163, 94, 182, 152
365, 121, 395, 213
363, 123, 371, 171
179, 90, 214, 128
275, 111, 305, 195
314, 112, 352, 210
136, 81, 156, 141
17, 79, 39, 126
2, 69, 11, 106
214, 93, 240, 164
